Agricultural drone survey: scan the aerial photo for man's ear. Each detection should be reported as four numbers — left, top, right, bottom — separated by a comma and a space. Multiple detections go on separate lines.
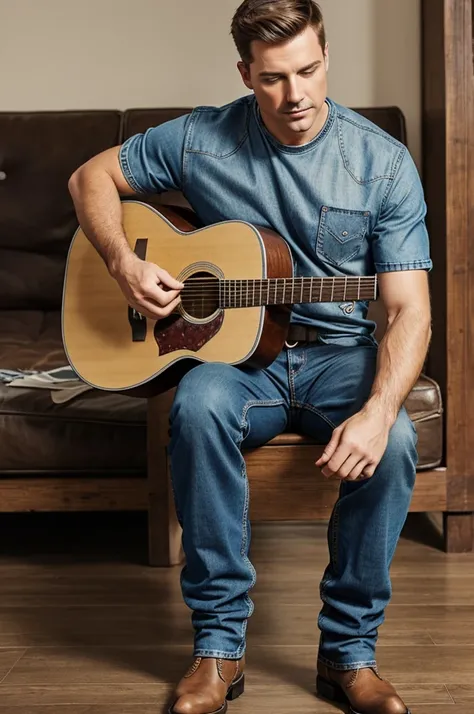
324, 42, 329, 72
237, 61, 253, 90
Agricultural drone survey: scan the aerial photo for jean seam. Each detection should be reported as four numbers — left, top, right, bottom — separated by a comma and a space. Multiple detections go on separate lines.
237, 458, 254, 658
235, 399, 286, 657
330, 502, 340, 571
374, 259, 433, 271
318, 654, 377, 671
337, 119, 396, 185
168, 457, 183, 526
288, 355, 298, 408
119, 140, 147, 194
380, 145, 406, 211
295, 402, 337, 430
182, 109, 198, 188
195, 649, 243, 659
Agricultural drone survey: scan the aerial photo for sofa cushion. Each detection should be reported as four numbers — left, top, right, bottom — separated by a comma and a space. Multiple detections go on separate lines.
0, 310, 146, 472
0, 111, 122, 309
0, 383, 146, 473
0, 310, 442, 472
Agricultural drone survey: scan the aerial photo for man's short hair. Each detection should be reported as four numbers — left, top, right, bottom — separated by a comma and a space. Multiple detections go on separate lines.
231, 0, 326, 65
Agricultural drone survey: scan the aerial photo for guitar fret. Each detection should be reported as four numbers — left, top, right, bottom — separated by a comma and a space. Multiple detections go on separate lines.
220, 275, 376, 309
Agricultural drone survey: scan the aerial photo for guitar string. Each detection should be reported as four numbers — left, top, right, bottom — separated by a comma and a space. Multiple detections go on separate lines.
178, 279, 376, 286
177, 279, 376, 293
178, 277, 377, 281
173, 294, 374, 306
178, 279, 376, 294
178, 287, 375, 297
178, 291, 375, 299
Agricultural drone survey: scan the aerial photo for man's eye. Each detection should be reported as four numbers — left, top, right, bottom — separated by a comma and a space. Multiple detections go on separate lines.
302, 70, 316, 77
264, 78, 280, 84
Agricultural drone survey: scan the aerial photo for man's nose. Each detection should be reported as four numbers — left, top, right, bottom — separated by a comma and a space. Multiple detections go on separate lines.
287, 78, 304, 106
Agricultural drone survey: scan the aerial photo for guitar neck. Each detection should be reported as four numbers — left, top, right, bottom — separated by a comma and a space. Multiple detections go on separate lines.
218, 276, 377, 308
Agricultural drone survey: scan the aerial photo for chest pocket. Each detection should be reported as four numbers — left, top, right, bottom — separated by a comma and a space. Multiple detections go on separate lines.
316, 206, 370, 268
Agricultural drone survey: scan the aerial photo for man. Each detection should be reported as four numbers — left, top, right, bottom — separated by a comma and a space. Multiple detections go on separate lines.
68, 1, 432, 713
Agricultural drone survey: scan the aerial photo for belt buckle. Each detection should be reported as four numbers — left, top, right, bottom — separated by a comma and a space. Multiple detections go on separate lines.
285, 340, 299, 349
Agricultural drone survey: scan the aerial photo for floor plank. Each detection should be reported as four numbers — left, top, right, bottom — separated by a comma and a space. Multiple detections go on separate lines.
0, 512, 472, 711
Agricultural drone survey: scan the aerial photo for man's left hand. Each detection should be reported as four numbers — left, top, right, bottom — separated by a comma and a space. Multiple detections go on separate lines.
315, 408, 392, 481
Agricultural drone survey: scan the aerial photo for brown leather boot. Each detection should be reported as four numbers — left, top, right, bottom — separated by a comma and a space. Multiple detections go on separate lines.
168, 656, 245, 714
317, 662, 410, 714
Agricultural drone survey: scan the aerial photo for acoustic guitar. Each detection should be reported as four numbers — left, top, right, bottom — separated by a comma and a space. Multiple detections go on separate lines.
62, 201, 377, 396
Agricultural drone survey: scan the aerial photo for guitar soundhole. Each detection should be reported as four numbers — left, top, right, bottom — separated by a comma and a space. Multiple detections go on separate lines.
181, 271, 220, 320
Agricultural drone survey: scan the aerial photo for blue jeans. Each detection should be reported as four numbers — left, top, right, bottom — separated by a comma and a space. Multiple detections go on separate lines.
168, 342, 418, 669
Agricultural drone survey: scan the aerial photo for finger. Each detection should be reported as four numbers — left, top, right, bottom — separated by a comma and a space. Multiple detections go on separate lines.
316, 429, 341, 466
336, 454, 365, 481
156, 267, 184, 290
143, 283, 182, 307
321, 444, 352, 478
357, 463, 377, 481
133, 294, 181, 320
344, 459, 370, 482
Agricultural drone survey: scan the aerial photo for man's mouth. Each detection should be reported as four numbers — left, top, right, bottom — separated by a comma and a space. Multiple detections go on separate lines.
286, 107, 310, 116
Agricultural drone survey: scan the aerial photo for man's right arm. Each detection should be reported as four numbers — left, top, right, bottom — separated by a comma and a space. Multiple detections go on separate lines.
68, 146, 183, 320
68, 145, 139, 275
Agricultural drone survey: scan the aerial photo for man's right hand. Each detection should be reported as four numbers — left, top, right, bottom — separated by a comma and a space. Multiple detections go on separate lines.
110, 252, 184, 321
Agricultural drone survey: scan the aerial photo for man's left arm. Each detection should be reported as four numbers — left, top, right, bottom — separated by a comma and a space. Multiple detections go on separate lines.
365, 270, 431, 426
316, 148, 432, 482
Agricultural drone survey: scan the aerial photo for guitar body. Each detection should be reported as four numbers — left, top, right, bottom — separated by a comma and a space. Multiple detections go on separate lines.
62, 201, 293, 396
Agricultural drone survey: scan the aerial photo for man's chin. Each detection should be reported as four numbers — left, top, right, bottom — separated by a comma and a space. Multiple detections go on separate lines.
286, 118, 313, 133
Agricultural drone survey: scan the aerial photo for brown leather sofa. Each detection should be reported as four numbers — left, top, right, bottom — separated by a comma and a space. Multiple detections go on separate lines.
0, 106, 444, 566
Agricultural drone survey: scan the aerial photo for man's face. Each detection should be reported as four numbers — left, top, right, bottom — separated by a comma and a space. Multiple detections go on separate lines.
238, 25, 329, 146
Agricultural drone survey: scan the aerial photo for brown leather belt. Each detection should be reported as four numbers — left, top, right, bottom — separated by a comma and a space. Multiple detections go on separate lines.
286, 324, 319, 344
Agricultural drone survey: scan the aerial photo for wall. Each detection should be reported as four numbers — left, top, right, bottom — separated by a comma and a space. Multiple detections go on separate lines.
1, 0, 421, 166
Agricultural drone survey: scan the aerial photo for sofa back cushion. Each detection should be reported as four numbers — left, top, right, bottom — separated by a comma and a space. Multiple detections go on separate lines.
0, 111, 122, 309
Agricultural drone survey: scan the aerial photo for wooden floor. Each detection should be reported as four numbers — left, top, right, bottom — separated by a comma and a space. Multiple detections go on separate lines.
0, 511, 472, 713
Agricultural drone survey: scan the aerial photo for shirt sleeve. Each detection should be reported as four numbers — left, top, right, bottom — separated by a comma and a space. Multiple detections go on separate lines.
118, 112, 192, 194
371, 148, 433, 273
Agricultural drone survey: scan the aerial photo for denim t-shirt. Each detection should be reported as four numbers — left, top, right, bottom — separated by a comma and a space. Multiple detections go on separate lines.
119, 95, 432, 345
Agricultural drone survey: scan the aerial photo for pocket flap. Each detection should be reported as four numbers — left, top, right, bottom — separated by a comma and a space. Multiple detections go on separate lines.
322, 207, 370, 243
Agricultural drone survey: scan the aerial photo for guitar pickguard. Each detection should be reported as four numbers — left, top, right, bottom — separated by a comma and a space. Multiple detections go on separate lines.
154, 313, 224, 356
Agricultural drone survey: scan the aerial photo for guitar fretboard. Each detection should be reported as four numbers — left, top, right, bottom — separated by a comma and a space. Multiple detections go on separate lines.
217, 276, 377, 308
